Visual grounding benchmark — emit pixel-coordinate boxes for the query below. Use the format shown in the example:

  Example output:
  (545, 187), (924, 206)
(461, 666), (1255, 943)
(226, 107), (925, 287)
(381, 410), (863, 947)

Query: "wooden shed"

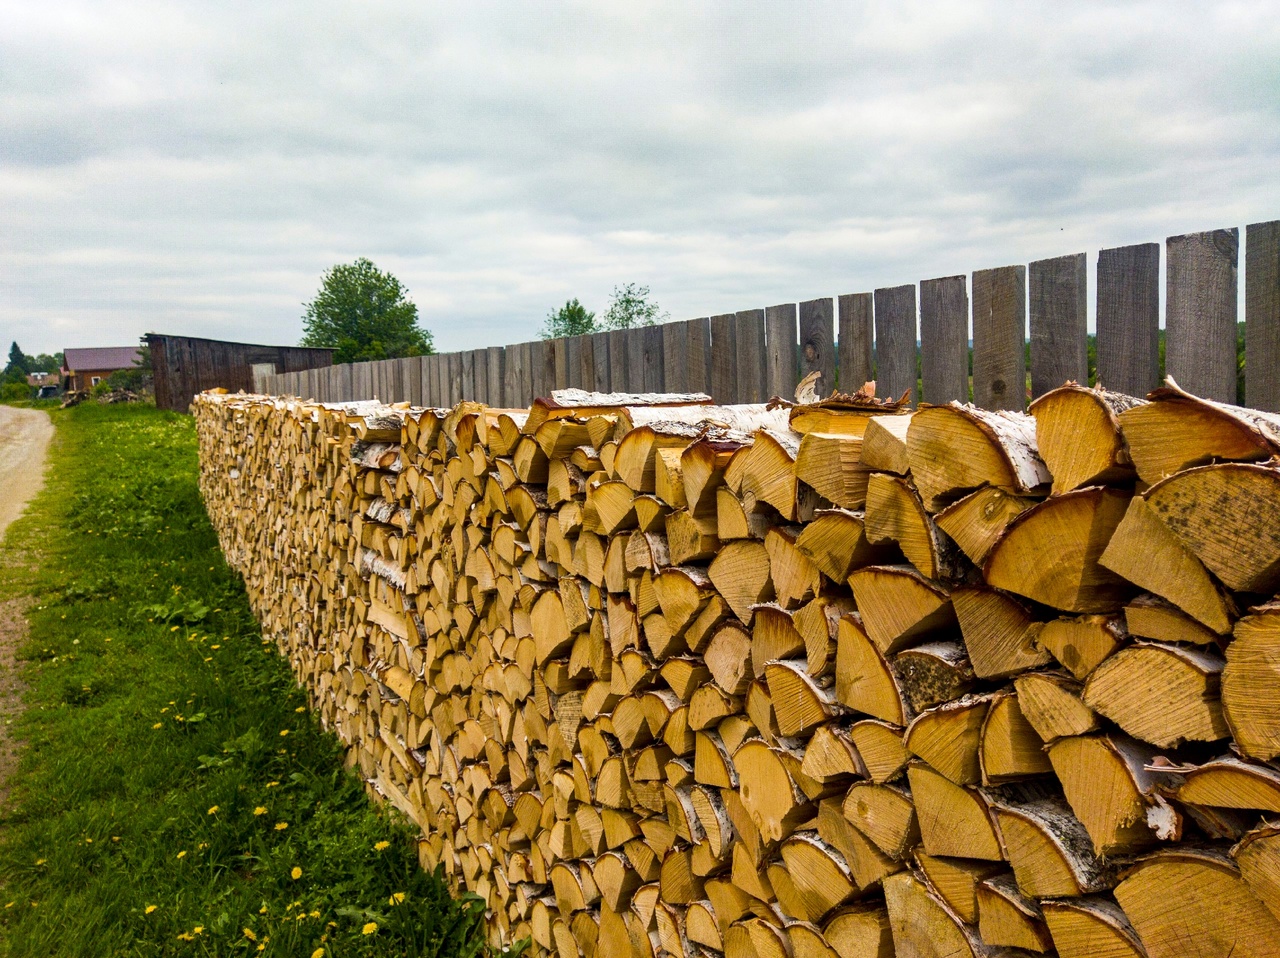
(145, 334), (333, 412)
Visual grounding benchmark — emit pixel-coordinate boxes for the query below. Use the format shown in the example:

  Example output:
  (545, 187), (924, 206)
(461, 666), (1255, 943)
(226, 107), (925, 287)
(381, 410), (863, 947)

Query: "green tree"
(540, 298), (598, 339)
(299, 258), (434, 364)
(601, 283), (669, 330)
(5, 341), (30, 382)
(31, 352), (64, 374)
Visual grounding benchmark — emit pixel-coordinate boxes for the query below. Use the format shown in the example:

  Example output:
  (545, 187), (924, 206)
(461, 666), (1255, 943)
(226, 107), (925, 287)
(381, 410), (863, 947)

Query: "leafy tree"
(299, 258), (434, 364)
(30, 352), (64, 374)
(540, 298), (598, 339)
(106, 344), (153, 392)
(601, 283), (669, 330)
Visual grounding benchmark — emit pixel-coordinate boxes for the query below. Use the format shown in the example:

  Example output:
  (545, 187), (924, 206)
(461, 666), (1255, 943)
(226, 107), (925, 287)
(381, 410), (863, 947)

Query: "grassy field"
(0, 403), (502, 957)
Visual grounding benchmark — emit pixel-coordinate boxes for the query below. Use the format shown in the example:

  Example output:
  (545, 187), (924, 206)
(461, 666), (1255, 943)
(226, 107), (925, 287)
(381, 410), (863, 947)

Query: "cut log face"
(794, 509), (895, 583)
(864, 473), (952, 580)
(993, 798), (1111, 897)
(709, 540), (774, 623)
(907, 762), (1004, 861)
(1035, 613), (1128, 680)
(976, 873), (1053, 953)
(1176, 756), (1280, 813)
(848, 720), (910, 784)
(1082, 641), (1228, 748)
(934, 485), (1038, 567)
(1040, 896), (1148, 958)
(913, 852), (1003, 924)
(951, 586), (1053, 680)
(859, 414), (912, 475)
(835, 614), (912, 726)
(984, 486), (1135, 614)
(1123, 593), (1223, 647)
(1048, 734), (1161, 856)
(1113, 849), (1280, 958)
(1099, 496), (1232, 635)
(905, 403), (1051, 511)
(848, 565), (955, 655)
(1143, 462), (1280, 594)
(795, 432), (872, 509)
(904, 695), (992, 786)
(882, 870), (986, 958)
(979, 690), (1053, 784)
(1029, 384), (1143, 494)
(1233, 825), (1280, 925)
(1223, 602), (1280, 760)
(1117, 383), (1280, 484)
(1013, 671), (1102, 743)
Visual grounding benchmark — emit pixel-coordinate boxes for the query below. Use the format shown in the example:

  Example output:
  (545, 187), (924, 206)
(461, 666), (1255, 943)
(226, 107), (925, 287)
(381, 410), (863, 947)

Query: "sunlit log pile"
(194, 379), (1280, 958)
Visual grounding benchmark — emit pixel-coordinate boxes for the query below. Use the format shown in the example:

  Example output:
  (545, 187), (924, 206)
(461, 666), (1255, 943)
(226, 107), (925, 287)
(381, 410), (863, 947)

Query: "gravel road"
(0, 405), (54, 543)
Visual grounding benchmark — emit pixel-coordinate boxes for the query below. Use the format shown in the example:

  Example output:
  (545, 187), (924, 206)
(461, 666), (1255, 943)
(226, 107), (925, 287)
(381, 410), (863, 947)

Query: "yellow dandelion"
(291, 866), (302, 880)
(254, 806), (267, 815)
(152, 722), (163, 729)
(311, 949), (325, 958)
(112, 837), (120, 842)
(177, 850), (187, 859)
(295, 706), (305, 712)
(259, 905), (268, 914)
(243, 928), (257, 941)
(310, 909), (321, 918)
(279, 730), (289, 737)
(266, 781), (279, 788)
(257, 944), (265, 953)
(170, 626), (179, 632)
(4, 902), (13, 909)
(207, 805), (219, 815)
(176, 932), (193, 942)
(193, 926), (203, 934)
(34, 859), (45, 866)
(389, 892), (405, 905)
(211, 645), (220, 650)
(203, 657), (212, 662)
(362, 921), (378, 935)
(374, 840), (390, 851)
(145, 905), (157, 914)
(274, 821), (288, 831)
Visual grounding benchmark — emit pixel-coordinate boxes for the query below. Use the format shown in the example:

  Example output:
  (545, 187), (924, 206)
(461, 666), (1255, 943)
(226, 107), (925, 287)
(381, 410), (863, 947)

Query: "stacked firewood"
(193, 380), (1280, 958)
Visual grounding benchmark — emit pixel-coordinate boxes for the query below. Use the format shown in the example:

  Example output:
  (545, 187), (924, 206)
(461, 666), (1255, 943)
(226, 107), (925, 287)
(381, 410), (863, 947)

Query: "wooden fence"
(256, 219), (1280, 412)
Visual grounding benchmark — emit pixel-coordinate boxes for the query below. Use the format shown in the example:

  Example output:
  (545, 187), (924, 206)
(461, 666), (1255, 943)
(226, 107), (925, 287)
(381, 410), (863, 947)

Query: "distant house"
(62, 346), (143, 392)
(26, 371), (53, 387)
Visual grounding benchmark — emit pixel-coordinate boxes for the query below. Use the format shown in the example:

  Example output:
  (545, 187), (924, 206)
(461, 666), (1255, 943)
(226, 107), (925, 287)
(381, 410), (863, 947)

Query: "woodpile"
(194, 378), (1280, 958)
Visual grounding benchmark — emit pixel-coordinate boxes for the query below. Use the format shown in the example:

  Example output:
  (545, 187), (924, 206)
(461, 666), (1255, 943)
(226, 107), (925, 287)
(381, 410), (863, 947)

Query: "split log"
(905, 403), (1050, 511)
(1029, 383), (1144, 493)
(1223, 602), (1280, 760)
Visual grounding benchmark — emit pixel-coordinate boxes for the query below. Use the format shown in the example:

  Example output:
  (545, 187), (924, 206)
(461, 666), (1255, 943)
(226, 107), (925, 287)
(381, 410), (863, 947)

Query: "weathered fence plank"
(486, 346), (505, 407)
(1096, 243), (1159, 396)
(1246, 220), (1280, 412)
(553, 337), (570, 390)
(642, 324), (665, 392)
(607, 330), (629, 394)
(734, 309), (767, 403)
(837, 292), (873, 394)
(565, 336), (582, 391)
(972, 265), (1026, 411)
(919, 275), (968, 404)
(460, 351), (475, 404)
(1029, 253), (1087, 399)
(710, 313), (737, 403)
(588, 331), (611, 393)
(765, 304), (797, 400)
(874, 285), (918, 405)
(799, 297), (835, 398)
(1166, 228), (1238, 403)
(663, 320), (688, 393)
(685, 318), (711, 395)
(474, 349), (491, 404)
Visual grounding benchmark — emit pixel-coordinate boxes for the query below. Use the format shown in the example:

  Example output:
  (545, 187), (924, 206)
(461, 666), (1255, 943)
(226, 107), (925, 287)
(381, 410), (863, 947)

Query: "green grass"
(0, 404), (501, 957)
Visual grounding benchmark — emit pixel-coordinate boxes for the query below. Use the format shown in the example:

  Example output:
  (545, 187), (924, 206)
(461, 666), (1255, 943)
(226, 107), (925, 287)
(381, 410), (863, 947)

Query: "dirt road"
(0, 405), (53, 544)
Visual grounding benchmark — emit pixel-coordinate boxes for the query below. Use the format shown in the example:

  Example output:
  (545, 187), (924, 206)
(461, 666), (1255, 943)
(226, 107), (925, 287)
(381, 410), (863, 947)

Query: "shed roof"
(63, 346), (142, 371)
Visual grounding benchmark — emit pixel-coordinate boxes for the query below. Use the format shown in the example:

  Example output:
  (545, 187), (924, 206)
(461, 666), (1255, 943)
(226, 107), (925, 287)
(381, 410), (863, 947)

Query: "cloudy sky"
(2, 1), (1277, 356)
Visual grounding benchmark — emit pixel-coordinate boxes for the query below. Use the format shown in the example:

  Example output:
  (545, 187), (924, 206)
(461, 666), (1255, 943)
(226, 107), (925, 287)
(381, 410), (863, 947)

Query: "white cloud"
(1, 0), (1277, 354)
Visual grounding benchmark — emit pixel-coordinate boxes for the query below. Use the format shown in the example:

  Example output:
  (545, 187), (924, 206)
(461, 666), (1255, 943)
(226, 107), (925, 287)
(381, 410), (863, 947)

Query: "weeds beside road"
(0, 404), (495, 957)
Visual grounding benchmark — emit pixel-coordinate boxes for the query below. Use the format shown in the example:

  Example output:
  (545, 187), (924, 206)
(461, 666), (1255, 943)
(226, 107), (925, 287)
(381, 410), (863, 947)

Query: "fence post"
(1246, 221), (1280, 412)
(1096, 243), (1159, 397)
(684, 318), (711, 396)
(837, 293), (873, 395)
(1166, 229), (1238, 403)
(972, 266), (1027, 411)
(799, 298), (835, 398)
(663, 321), (688, 393)
(709, 314), (737, 404)
(1029, 253), (1087, 399)
(874, 285), (918, 406)
(919, 276), (969, 404)
(765, 304), (797, 401)
(486, 346), (505, 407)
(733, 309), (767, 403)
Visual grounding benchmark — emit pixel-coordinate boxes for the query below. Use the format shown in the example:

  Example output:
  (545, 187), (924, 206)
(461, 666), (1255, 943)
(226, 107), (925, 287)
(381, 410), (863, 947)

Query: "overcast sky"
(2, 1), (1277, 356)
